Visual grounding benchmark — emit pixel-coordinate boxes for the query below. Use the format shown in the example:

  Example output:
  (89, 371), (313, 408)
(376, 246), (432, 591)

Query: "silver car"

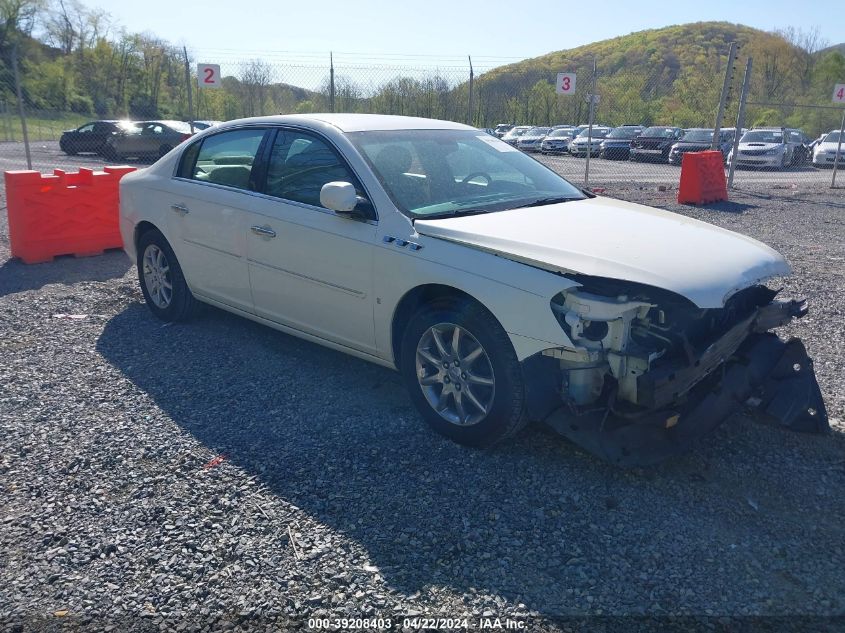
(103, 120), (196, 160)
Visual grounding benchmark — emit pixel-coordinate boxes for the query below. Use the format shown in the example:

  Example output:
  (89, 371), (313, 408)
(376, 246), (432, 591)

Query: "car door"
(167, 127), (270, 312)
(74, 123), (96, 152)
(245, 128), (378, 354)
(138, 123), (164, 156)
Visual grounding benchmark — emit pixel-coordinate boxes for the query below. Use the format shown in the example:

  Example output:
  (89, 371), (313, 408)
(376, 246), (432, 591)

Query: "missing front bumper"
(544, 333), (829, 467)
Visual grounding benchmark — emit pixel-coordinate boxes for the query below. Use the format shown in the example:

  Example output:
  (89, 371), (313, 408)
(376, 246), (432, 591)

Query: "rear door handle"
(171, 203), (189, 215)
(251, 225), (277, 238)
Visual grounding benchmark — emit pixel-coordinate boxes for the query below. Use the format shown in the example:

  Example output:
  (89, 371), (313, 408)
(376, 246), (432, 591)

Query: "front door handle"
(251, 225), (277, 238)
(171, 203), (189, 215)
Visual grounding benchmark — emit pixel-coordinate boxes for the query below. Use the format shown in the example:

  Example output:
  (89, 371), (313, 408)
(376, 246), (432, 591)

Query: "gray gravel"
(1, 166), (844, 631)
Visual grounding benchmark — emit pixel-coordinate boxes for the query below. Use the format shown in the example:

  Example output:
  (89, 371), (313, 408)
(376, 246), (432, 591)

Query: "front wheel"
(137, 229), (200, 322)
(400, 300), (527, 447)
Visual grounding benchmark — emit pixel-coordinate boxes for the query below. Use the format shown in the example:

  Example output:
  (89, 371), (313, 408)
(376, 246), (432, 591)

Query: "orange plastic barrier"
(677, 150), (728, 205)
(5, 166), (136, 264)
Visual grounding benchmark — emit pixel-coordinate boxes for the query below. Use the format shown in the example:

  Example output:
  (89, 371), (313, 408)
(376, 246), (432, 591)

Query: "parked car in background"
(493, 123), (515, 138)
(668, 128), (736, 165)
(501, 125), (532, 146)
(59, 120), (137, 156)
(629, 126), (684, 162)
(598, 125), (644, 160)
(569, 126), (612, 157)
(517, 126), (552, 152)
(728, 128), (804, 169)
(118, 113), (828, 465)
(540, 128), (576, 154)
(103, 120), (195, 160)
(812, 130), (844, 168)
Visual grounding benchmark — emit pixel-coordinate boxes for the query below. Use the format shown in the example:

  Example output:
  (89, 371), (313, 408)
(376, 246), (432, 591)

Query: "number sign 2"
(197, 64), (222, 89)
(556, 72), (576, 95)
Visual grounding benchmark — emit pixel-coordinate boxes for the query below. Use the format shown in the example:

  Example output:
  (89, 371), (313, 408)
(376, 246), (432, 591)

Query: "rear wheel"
(400, 300), (527, 447)
(136, 229), (200, 322)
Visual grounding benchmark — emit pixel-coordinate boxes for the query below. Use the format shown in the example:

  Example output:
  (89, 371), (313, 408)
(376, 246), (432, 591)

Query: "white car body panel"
(415, 197), (790, 309)
(813, 140), (844, 166)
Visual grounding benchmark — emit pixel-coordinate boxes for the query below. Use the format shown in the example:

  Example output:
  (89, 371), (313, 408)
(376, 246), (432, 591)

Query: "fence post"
(12, 43), (32, 169)
(467, 56), (474, 126)
(330, 52), (335, 113)
(832, 108), (845, 189)
(584, 57), (597, 188)
(728, 56), (752, 190)
(713, 42), (737, 150)
(183, 47), (195, 133)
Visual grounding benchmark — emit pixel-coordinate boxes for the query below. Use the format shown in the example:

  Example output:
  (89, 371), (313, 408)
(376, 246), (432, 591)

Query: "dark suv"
(59, 120), (137, 156)
(629, 126), (684, 162)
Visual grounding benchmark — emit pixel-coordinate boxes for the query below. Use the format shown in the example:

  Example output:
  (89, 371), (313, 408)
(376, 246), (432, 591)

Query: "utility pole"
(713, 41), (738, 150)
(183, 47), (194, 133)
(727, 56), (752, 190)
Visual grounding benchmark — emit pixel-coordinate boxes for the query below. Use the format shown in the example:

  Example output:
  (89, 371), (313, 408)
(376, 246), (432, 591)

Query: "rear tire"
(400, 299), (527, 447)
(136, 229), (201, 322)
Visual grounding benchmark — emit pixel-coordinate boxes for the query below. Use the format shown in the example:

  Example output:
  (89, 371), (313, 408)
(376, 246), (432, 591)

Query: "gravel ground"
(1, 173), (844, 631)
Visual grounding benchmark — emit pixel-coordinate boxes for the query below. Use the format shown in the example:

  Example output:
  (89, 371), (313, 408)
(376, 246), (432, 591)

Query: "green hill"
(470, 22), (845, 134)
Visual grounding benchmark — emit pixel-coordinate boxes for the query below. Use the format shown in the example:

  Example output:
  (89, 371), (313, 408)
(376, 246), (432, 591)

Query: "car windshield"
(525, 127), (551, 136)
(824, 131), (842, 143)
(742, 130), (783, 143)
(576, 128), (610, 138)
(548, 129), (573, 138)
(503, 127), (530, 139)
(641, 127), (677, 138)
(681, 129), (714, 142)
(348, 129), (586, 218)
(606, 127), (641, 139)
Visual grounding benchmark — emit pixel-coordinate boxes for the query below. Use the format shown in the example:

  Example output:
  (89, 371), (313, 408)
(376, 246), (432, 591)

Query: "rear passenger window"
(179, 129), (267, 191)
(264, 131), (364, 208)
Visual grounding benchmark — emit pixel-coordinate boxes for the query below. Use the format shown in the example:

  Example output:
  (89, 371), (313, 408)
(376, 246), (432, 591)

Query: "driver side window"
(264, 130), (367, 213)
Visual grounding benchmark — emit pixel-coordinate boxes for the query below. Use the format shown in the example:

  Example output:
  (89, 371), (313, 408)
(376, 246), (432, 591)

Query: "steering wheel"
(461, 171), (492, 185)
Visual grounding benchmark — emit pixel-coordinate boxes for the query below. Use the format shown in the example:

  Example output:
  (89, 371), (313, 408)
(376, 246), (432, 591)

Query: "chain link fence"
(1, 45), (842, 192)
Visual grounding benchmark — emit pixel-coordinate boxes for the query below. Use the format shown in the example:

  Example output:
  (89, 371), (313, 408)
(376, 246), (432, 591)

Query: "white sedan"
(812, 130), (844, 167)
(119, 114), (828, 466)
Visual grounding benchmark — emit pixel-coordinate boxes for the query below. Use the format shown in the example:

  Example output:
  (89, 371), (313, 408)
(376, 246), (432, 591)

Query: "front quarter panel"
(375, 233), (578, 364)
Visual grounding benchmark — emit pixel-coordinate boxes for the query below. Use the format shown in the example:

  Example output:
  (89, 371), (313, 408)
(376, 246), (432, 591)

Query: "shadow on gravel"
(680, 200), (756, 213)
(97, 304), (845, 615)
(0, 250), (131, 298)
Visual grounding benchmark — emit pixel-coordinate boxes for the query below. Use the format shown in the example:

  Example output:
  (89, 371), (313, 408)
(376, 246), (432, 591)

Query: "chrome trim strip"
(246, 257), (366, 298)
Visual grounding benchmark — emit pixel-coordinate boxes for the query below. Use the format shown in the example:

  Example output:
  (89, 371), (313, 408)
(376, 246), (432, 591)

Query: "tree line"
(1, 3), (843, 137)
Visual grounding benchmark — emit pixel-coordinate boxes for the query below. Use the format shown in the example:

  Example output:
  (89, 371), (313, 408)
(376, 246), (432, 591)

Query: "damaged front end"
(528, 280), (829, 467)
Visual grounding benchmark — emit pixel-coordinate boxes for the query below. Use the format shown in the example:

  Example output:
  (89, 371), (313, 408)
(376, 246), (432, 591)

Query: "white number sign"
(556, 72), (576, 95)
(834, 84), (845, 104)
(197, 63), (222, 89)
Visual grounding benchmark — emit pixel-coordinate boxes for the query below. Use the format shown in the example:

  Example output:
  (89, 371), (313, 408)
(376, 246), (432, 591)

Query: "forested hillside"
(0, 1), (842, 137)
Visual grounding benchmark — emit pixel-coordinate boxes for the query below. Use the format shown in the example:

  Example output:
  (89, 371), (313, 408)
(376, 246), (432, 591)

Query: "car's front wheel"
(137, 229), (200, 322)
(400, 300), (527, 447)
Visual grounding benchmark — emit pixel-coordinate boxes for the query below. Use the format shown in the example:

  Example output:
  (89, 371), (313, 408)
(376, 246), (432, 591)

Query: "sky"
(80, 0), (843, 71)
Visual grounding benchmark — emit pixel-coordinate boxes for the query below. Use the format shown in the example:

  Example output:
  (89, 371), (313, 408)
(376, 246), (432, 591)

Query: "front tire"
(400, 300), (527, 447)
(136, 229), (200, 322)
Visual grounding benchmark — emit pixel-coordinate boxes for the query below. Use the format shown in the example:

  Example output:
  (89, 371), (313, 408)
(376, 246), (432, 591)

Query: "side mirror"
(320, 181), (358, 213)
(320, 181), (373, 219)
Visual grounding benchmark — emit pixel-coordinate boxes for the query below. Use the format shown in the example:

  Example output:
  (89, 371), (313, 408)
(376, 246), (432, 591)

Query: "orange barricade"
(677, 150), (728, 205)
(5, 166), (136, 264)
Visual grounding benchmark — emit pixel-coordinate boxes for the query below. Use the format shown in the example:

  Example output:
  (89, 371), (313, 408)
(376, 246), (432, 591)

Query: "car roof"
(215, 113), (474, 133)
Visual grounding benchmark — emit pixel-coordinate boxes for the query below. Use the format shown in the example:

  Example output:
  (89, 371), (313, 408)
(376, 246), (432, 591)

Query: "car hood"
(817, 142), (842, 151)
(674, 141), (711, 149)
(414, 197), (790, 308)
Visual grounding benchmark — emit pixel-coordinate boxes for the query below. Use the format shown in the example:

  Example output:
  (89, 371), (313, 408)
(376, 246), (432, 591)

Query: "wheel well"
(391, 284), (483, 366)
(134, 221), (161, 248)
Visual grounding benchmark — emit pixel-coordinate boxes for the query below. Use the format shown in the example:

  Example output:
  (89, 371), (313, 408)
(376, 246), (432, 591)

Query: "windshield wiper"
(512, 196), (581, 209)
(416, 208), (493, 220)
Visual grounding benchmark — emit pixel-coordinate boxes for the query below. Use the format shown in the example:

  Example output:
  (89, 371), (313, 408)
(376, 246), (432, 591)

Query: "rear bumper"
(540, 299), (829, 466)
